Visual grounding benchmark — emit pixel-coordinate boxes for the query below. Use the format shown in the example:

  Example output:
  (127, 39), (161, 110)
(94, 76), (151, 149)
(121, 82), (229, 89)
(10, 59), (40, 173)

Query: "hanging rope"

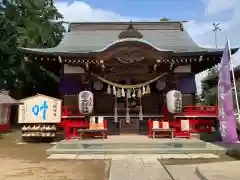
(91, 72), (168, 89)
(139, 97), (143, 120)
(114, 97), (118, 123)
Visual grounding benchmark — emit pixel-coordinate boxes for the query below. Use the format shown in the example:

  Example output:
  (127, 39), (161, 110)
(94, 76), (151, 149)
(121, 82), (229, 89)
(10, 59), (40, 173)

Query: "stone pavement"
(109, 155), (172, 180)
(47, 153), (221, 180)
(195, 161), (240, 180)
(165, 164), (201, 180)
(46, 153), (240, 180)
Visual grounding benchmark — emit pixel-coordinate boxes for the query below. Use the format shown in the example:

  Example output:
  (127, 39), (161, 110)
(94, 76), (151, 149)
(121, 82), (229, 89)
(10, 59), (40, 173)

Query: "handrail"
(182, 105), (218, 115)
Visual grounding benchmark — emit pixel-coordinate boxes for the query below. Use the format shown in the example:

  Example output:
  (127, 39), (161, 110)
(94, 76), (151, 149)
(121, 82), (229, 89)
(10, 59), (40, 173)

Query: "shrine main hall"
(19, 21), (238, 135)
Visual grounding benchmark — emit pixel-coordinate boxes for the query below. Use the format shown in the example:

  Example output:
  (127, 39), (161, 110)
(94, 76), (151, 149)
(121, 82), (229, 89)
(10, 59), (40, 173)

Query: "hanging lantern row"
(106, 85), (151, 98)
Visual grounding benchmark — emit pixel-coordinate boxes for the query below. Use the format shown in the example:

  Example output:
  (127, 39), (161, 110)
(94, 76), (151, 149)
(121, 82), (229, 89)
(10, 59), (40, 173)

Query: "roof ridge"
(69, 21), (187, 24)
(70, 21), (185, 31)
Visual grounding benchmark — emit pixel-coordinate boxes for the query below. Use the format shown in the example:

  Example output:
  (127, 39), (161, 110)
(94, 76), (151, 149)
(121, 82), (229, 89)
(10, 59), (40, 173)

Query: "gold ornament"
(116, 88), (121, 98)
(146, 85), (151, 94)
(137, 88), (142, 98)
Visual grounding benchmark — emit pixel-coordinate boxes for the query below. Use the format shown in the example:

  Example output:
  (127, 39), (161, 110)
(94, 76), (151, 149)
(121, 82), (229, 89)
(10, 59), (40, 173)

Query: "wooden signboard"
(18, 94), (62, 124)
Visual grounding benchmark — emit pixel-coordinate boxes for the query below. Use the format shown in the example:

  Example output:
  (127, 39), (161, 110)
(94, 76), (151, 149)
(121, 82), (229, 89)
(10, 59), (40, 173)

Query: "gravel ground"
(0, 131), (110, 180)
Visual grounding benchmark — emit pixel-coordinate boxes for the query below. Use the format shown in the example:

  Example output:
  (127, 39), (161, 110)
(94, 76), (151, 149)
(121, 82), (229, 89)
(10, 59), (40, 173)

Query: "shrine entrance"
(117, 97), (140, 134)
(119, 118), (139, 134)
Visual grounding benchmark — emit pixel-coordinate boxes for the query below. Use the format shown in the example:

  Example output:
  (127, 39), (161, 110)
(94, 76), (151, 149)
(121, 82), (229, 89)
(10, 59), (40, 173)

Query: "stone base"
(46, 136), (227, 155)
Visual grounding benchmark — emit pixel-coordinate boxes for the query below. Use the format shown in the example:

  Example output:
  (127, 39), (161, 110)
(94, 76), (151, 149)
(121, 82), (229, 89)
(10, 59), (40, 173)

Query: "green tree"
(200, 67), (218, 105)
(0, 0), (65, 98)
(200, 66), (240, 105)
(160, 18), (170, 21)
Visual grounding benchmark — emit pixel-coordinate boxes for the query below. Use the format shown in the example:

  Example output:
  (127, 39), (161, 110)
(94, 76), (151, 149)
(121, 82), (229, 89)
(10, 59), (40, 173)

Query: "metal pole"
(213, 23), (221, 49)
(214, 31), (217, 49)
(228, 37), (240, 127)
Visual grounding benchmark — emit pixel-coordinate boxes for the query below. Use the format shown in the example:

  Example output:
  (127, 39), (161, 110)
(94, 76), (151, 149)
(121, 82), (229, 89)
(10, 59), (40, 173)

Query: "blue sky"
(63, 0), (203, 20)
(55, 0), (240, 91)
(55, 0), (238, 49)
(56, 0), (232, 22)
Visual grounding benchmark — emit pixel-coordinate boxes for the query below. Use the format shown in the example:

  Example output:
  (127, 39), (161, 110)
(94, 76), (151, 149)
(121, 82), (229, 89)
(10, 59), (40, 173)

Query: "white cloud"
(54, 0), (240, 94)
(55, 1), (139, 22)
(202, 0), (237, 15)
(186, 0), (240, 93)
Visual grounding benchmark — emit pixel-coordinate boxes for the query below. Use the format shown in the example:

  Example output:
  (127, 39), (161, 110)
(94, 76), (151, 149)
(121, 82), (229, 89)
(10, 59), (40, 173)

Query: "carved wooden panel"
(110, 63), (148, 75)
(114, 50), (145, 64)
(97, 45), (163, 64)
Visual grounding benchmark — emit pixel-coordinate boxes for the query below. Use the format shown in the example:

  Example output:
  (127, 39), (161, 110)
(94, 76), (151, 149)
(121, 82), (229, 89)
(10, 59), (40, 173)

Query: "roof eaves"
(234, 65), (240, 73)
(0, 95), (22, 105)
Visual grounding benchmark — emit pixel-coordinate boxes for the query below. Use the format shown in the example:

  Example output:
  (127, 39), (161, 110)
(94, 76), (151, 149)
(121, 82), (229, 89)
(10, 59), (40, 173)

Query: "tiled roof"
(0, 90), (22, 104)
(20, 30), (206, 54)
(234, 65), (240, 73)
(19, 21), (238, 56)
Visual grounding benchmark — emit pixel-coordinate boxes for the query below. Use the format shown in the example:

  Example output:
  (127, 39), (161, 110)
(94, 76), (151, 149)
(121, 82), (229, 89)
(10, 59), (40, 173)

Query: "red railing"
(61, 105), (217, 138)
(179, 105), (218, 116)
(147, 105), (218, 137)
(148, 118), (212, 138)
(59, 106), (84, 127)
(60, 105), (108, 139)
(64, 119), (108, 140)
(62, 105), (83, 117)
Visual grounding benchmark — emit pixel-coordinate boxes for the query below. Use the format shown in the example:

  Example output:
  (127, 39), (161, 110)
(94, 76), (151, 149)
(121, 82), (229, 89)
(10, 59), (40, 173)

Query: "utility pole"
(213, 23), (222, 49)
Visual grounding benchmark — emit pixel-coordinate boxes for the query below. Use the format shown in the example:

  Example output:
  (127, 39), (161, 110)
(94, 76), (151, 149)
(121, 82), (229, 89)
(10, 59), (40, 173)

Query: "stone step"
(55, 141), (207, 149)
(46, 147), (226, 155)
(46, 153), (219, 160)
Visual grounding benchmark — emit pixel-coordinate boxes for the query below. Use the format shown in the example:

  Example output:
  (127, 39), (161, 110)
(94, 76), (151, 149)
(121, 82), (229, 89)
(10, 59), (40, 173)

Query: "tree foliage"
(160, 18), (170, 21)
(0, 0), (65, 98)
(200, 67), (218, 105)
(200, 66), (240, 106)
